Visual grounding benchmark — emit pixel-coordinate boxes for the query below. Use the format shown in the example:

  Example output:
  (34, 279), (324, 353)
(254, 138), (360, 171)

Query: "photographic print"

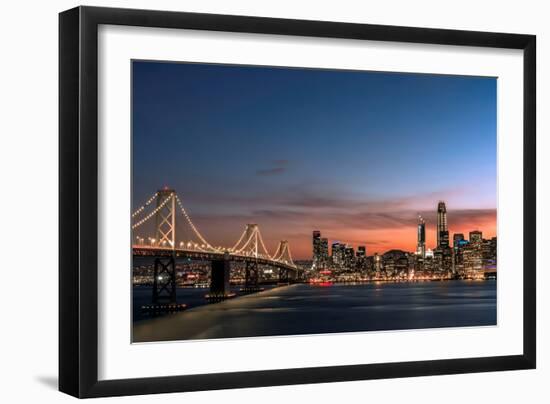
(131, 61), (497, 343)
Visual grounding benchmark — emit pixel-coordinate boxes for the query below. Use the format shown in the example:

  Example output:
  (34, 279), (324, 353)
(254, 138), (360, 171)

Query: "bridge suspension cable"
(272, 243), (283, 261)
(283, 243), (294, 265)
(271, 240), (294, 265)
(231, 224), (273, 259)
(132, 193), (172, 230)
(231, 226), (249, 251)
(132, 188), (297, 268)
(257, 230), (273, 260)
(233, 230), (256, 254)
(174, 194), (219, 252)
(131, 191), (158, 218)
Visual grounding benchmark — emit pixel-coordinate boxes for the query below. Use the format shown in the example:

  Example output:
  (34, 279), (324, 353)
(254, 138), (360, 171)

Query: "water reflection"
(133, 280), (496, 342)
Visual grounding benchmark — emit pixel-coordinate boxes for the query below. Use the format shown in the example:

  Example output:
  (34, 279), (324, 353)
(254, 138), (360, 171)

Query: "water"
(133, 285), (278, 322)
(132, 280), (496, 342)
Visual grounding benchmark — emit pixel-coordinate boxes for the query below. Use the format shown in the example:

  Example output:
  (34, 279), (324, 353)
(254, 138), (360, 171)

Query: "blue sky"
(132, 61), (497, 258)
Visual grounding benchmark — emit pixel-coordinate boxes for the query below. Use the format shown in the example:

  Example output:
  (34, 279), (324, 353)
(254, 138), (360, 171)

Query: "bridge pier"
(278, 267), (290, 284)
(243, 260), (261, 292)
(208, 253), (233, 302)
(152, 256), (176, 304)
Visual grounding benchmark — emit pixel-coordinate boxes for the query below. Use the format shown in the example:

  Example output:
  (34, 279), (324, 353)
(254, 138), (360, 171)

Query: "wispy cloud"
(256, 167), (286, 176)
(255, 159), (289, 176)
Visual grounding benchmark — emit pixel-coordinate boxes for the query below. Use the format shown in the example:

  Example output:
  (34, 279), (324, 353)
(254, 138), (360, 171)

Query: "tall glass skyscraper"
(312, 230), (321, 267)
(417, 215), (426, 258)
(331, 242), (345, 267)
(437, 201), (448, 247)
(320, 238), (329, 266)
(312, 231), (329, 269)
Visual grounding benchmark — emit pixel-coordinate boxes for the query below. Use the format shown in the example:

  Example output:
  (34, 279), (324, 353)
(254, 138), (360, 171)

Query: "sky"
(132, 60), (497, 260)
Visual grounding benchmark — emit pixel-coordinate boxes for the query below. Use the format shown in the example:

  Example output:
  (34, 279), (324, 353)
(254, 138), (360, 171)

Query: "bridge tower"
(243, 224), (260, 291)
(154, 188), (176, 248)
(152, 188), (177, 304)
(275, 240), (293, 283)
(242, 224), (259, 257)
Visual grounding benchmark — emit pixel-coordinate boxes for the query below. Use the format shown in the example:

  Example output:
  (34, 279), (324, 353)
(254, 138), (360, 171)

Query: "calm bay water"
(133, 285), (280, 322)
(132, 280), (496, 342)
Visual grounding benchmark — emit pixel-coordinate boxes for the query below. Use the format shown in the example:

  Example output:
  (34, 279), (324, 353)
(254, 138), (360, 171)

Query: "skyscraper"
(453, 233), (465, 248)
(454, 238), (469, 276)
(482, 237), (497, 270)
(437, 201), (448, 247)
(464, 231), (483, 278)
(440, 230), (450, 248)
(356, 245), (367, 271)
(312, 230), (322, 268)
(320, 238), (329, 267)
(417, 215), (426, 258)
(469, 230), (483, 244)
(453, 233), (465, 269)
(331, 242), (345, 267)
(344, 245), (355, 269)
(374, 253), (382, 275)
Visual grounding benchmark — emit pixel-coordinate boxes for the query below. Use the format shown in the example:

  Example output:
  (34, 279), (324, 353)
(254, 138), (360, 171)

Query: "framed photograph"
(59, 6), (536, 398)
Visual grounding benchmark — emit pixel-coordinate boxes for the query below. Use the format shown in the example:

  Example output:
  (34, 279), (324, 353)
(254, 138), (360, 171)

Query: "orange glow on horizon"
(285, 220), (497, 260)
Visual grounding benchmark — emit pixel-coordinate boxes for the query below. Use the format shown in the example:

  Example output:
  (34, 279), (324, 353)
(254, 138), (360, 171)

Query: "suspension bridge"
(132, 188), (298, 304)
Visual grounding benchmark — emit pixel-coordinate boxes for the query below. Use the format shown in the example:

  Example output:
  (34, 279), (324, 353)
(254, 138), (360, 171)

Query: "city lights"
(132, 190), (495, 287)
(308, 201), (496, 283)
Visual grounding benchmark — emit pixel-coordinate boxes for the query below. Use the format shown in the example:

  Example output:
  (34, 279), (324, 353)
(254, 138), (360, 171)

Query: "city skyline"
(132, 61), (497, 259)
(310, 200), (494, 260)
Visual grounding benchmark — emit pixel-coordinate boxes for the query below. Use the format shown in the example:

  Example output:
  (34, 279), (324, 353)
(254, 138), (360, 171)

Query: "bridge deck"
(132, 246), (297, 272)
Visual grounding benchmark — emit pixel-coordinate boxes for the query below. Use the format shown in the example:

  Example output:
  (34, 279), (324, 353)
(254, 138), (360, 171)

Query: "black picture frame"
(59, 5), (536, 398)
